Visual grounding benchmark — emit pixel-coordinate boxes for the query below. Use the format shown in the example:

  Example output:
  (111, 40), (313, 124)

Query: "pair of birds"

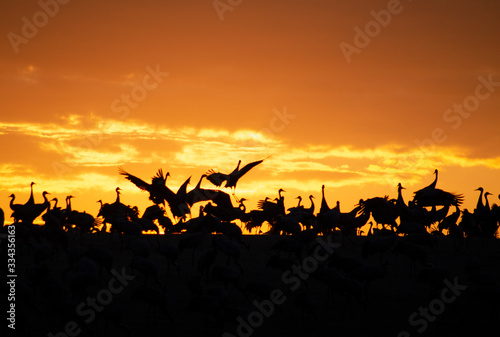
(9, 182), (51, 224)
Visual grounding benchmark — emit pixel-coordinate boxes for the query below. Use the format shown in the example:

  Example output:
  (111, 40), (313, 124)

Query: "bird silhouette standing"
(412, 169), (463, 207)
(25, 182), (36, 207)
(22, 191), (51, 224)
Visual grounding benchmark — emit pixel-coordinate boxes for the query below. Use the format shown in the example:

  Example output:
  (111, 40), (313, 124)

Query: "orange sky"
(1, 0), (500, 225)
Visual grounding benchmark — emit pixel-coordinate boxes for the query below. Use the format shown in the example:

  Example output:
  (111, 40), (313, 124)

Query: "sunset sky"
(1, 0), (500, 227)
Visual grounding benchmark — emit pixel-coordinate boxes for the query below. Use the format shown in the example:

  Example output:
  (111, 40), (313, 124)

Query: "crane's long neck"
(397, 185), (405, 205)
(195, 175), (204, 189)
(28, 182), (35, 204)
(52, 198), (58, 210)
(309, 196), (315, 211)
(9, 195), (15, 208)
(66, 196), (72, 212)
(431, 170), (438, 188)
(442, 204), (450, 214)
(476, 189), (484, 210)
(485, 193), (490, 210)
(320, 185), (329, 212)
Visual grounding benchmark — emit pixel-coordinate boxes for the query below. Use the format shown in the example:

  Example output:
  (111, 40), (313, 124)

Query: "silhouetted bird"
(319, 185), (330, 214)
(120, 167), (191, 221)
(9, 182), (45, 224)
(25, 182), (36, 207)
(64, 196), (98, 238)
(473, 190), (498, 237)
(484, 191), (492, 210)
(412, 169), (463, 207)
(474, 187), (487, 214)
(119, 167), (170, 205)
(22, 191), (51, 224)
(9, 194), (24, 223)
(358, 197), (399, 231)
(205, 158), (266, 199)
(287, 196), (304, 214)
(397, 183), (426, 223)
(257, 189), (285, 213)
(438, 205), (461, 234)
(416, 169), (439, 194)
(337, 202), (363, 234)
(317, 185), (340, 233)
(185, 174), (234, 209)
(289, 195), (316, 230)
(460, 209), (479, 237)
(247, 189), (286, 233)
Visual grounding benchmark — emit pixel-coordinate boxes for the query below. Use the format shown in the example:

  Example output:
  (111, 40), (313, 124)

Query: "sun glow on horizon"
(1, 0), (500, 233)
(1, 116), (500, 228)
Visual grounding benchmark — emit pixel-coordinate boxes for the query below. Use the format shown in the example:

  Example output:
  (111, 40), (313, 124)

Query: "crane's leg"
(232, 189), (240, 203)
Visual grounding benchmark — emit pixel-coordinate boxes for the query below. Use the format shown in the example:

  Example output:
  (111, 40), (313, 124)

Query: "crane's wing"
(118, 167), (150, 191)
(152, 169), (167, 186)
(414, 189), (464, 207)
(257, 198), (277, 210)
(186, 188), (210, 206)
(157, 184), (176, 206)
(176, 176), (191, 198)
(186, 188), (233, 208)
(205, 170), (228, 187)
(236, 159), (265, 178)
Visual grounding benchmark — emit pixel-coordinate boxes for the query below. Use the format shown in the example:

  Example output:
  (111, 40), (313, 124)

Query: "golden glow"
(1, 1), (500, 225)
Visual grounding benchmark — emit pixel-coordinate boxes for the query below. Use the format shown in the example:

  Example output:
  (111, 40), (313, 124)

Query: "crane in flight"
(118, 167), (170, 206)
(118, 167), (190, 221)
(205, 157), (266, 201)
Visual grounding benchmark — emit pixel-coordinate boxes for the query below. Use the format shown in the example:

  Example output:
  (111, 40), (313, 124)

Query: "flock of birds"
(2, 162), (499, 241)
(1, 162), (500, 336)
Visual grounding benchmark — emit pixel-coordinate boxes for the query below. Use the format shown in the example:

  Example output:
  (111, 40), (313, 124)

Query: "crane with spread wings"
(118, 167), (235, 221)
(118, 167), (190, 221)
(205, 158), (267, 201)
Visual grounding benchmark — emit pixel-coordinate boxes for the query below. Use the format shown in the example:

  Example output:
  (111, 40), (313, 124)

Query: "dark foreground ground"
(2, 230), (500, 337)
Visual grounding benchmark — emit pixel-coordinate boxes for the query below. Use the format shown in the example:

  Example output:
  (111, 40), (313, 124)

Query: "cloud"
(3, 116), (500, 182)
(2, 113), (500, 219)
